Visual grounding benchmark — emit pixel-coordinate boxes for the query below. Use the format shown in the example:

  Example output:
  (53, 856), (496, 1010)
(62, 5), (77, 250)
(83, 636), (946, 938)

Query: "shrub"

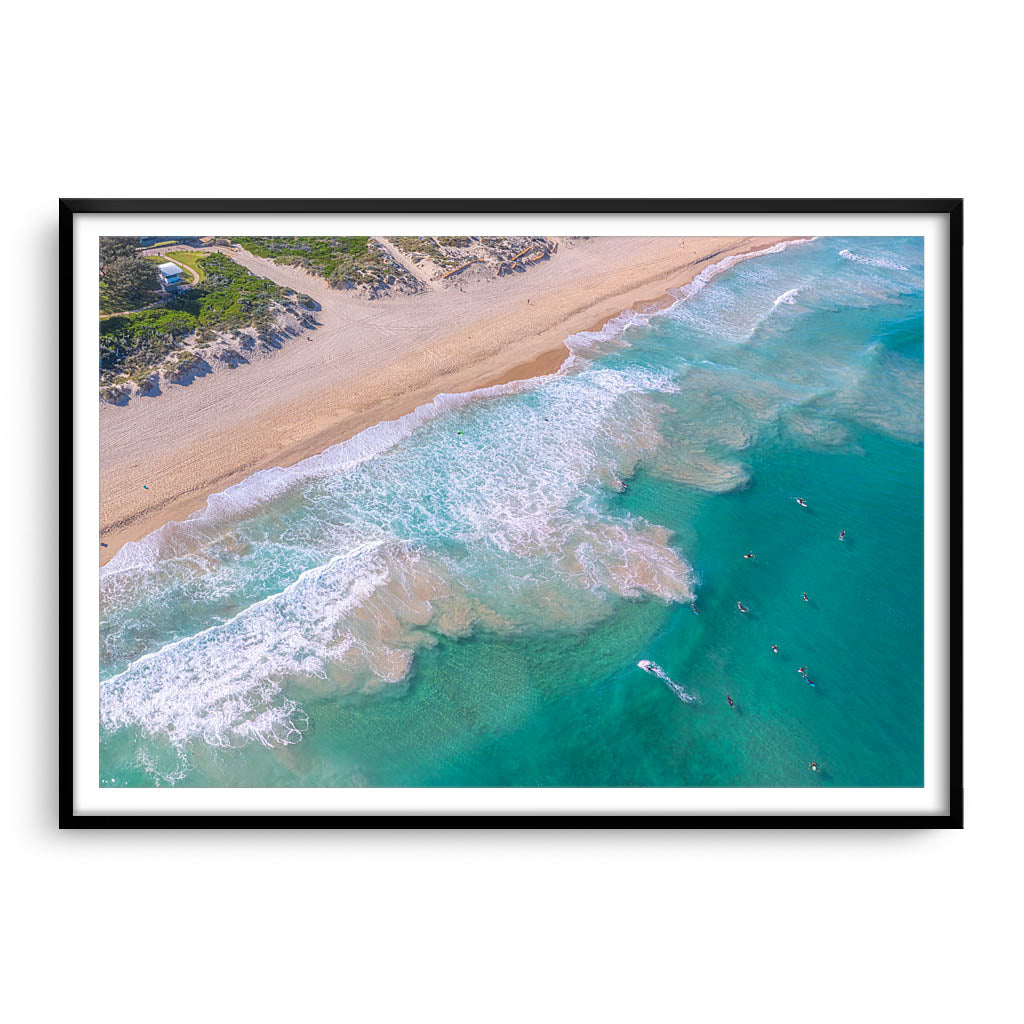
(103, 256), (160, 308)
(98, 251), (287, 390)
(101, 308), (197, 341)
(99, 237), (141, 269)
(231, 236), (371, 280)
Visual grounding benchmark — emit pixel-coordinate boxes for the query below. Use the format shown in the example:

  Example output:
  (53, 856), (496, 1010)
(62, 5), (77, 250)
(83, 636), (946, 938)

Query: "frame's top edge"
(59, 198), (964, 214)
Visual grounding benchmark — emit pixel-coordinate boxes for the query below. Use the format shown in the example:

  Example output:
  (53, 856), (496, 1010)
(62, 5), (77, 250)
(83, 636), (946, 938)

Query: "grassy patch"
(165, 250), (211, 283)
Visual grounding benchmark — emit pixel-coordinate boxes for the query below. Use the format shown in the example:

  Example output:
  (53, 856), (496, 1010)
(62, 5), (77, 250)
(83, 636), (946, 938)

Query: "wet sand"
(99, 236), (805, 564)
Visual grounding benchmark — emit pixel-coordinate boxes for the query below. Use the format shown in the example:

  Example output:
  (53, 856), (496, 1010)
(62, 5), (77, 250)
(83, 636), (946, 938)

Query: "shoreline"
(100, 236), (809, 565)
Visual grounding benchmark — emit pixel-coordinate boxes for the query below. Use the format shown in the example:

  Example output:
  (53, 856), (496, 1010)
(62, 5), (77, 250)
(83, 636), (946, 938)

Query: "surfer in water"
(839, 529), (846, 541)
(798, 666), (807, 675)
(743, 551), (755, 560)
(727, 695), (735, 708)
(737, 601), (749, 614)
(809, 761), (820, 773)
(771, 644), (779, 654)
(795, 497), (808, 507)
(802, 592), (809, 602)
(691, 601), (699, 615)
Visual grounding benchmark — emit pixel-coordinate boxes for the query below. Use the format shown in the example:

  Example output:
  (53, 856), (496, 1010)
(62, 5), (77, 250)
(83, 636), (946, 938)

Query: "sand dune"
(99, 235), (804, 563)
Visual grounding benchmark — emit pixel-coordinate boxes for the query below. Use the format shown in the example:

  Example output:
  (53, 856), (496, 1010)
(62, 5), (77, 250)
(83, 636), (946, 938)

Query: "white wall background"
(1, 2), (1017, 1021)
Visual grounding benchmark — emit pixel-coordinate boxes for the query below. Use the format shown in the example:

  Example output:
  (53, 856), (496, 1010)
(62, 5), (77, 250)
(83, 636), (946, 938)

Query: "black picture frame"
(62, 198), (963, 828)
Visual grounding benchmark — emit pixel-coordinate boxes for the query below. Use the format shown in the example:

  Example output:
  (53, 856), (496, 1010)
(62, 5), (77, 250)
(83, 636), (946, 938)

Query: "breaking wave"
(839, 248), (909, 271)
(100, 358), (699, 758)
(99, 234), (923, 775)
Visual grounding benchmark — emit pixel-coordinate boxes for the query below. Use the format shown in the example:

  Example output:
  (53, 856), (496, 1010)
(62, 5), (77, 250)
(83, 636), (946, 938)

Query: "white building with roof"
(158, 261), (186, 291)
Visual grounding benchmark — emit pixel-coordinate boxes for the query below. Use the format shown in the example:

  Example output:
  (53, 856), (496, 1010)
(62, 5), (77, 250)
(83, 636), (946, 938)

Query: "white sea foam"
(641, 661), (699, 703)
(102, 374), (567, 580)
(564, 308), (656, 354)
(105, 238), (812, 582)
(103, 234), (874, 766)
(563, 238), (815, 355)
(102, 513), (697, 753)
(672, 239), (812, 304)
(839, 248), (909, 272)
(772, 287), (801, 308)
(134, 747), (191, 786)
(101, 357), (701, 755)
(101, 540), (420, 751)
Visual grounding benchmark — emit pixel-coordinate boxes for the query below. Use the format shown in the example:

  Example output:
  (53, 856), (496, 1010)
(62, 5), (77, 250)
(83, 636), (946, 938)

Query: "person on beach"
(737, 601), (749, 613)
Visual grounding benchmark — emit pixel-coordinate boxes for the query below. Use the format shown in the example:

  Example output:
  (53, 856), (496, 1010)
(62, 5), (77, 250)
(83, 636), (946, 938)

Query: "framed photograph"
(63, 198), (962, 826)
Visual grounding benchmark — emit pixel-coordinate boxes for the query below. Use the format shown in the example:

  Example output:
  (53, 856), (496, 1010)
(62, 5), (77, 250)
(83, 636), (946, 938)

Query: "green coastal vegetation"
(99, 236), (160, 314)
(100, 253), (288, 390)
(391, 235), (554, 277)
(390, 236), (466, 269)
(229, 234), (556, 291)
(233, 236), (369, 277)
(231, 236), (418, 292)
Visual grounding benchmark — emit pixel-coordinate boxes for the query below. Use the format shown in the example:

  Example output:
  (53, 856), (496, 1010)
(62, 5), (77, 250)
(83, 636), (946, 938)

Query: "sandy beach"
(99, 235), (805, 564)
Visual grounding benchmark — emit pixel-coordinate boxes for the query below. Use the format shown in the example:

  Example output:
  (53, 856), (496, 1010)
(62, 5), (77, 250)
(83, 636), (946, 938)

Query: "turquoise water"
(99, 237), (924, 788)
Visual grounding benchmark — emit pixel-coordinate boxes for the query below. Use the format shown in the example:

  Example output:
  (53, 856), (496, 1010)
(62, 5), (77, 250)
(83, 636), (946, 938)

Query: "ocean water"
(99, 237), (924, 788)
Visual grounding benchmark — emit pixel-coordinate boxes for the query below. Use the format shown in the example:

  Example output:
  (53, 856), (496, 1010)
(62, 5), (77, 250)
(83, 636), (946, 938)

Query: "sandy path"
(371, 237), (437, 290)
(166, 256), (200, 285)
(99, 236), (804, 563)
